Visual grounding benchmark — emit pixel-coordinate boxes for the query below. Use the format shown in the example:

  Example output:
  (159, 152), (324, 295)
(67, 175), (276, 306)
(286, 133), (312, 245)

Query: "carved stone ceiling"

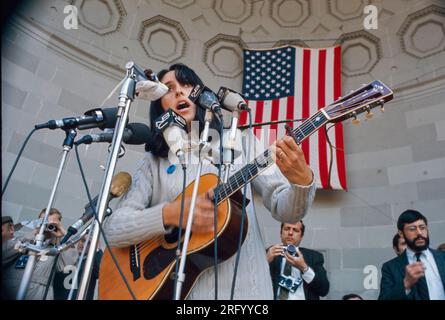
(12, 0), (445, 91)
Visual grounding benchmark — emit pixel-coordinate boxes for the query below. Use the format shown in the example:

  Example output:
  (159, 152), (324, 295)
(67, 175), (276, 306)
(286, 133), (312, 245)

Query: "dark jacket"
(269, 247), (330, 300)
(378, 248), (445, 300)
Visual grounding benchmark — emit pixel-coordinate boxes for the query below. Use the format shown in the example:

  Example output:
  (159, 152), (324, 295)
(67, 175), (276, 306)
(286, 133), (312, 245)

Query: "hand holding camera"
(43, 219), (66, 239)
(283, 245), (309, 273)
(266, 243), (286, 263)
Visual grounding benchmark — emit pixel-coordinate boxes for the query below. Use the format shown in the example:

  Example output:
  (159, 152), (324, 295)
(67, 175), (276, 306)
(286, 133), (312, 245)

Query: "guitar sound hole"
(164, 227), (179, 244)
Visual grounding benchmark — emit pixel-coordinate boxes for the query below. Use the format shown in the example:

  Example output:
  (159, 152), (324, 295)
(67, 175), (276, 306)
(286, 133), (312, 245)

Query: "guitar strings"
(136, 235), (164, 252)
(216, 111), (326, 200)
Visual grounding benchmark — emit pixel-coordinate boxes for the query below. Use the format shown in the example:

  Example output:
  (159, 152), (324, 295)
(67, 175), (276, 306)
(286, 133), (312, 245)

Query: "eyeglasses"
(405, 224), (427, 233)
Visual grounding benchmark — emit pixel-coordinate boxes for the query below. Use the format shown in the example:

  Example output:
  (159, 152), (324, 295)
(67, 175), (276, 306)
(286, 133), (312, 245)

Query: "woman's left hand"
(271, 136), (313, 186)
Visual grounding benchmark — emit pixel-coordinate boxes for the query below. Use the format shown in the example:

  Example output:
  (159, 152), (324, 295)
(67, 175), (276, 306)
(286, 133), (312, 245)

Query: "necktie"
(278, 260), (292, 300)
(415, 252), (430, 300)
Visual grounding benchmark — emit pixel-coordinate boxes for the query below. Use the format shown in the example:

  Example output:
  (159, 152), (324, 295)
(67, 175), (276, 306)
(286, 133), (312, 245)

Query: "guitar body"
(98, 173), (249, 300)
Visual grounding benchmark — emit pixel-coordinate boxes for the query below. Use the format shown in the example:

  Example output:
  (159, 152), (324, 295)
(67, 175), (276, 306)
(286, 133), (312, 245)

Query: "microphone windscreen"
(163, 124), (187, 156)
(198, 90), (218, 109)
(100, 107), (119, 129)
(126, 123), (153, 145)
(110, 172), (132, 197)
(222, 91), (242, 111)
(135, 80), (168, 101)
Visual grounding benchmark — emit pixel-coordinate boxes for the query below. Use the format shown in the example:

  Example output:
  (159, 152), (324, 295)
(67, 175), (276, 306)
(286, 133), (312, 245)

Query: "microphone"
(35, 107), (118, 130)
(217, 87), (250, 111)
(60, 172), (132, 244)
(129, 63), (168, 101)
(188, 84), (223, 118)
(135, 79), (168, 101)
(154, 109), (188, 167)
(216, 88), (249, 181)
(75, 123), (152, 145)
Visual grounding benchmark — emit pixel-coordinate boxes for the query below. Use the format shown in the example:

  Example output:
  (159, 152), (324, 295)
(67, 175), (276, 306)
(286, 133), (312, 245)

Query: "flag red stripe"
(334, 46), (347, 190)
(302, 49), (311, 165)
(239, 101), (248, 126)
(317, 49), (329, 189)
(286, 96), (294, 129)
(254, 100), (264, 139)
(270, 99), (280, 145)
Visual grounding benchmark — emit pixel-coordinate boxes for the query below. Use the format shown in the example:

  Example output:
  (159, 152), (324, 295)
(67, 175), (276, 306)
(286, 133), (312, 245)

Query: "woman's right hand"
(162, 192), (215, 234)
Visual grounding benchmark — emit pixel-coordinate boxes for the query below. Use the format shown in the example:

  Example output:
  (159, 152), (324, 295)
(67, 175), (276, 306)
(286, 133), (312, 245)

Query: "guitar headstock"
(323, 80), (394, 123)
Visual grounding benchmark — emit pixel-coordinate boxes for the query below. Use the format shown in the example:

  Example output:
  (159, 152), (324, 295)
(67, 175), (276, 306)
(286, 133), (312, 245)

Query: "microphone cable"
(230, 109), (253, 299)
(2, 127), (39, 196)
(74, 144), (137, 300)
(212, 115), (224, 300)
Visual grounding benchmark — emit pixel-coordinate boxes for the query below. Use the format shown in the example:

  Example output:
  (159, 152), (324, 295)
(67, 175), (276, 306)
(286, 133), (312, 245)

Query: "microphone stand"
(174, 109), (213, 300)
(76, 61), (138, 300)
(16, 129), (77, 300)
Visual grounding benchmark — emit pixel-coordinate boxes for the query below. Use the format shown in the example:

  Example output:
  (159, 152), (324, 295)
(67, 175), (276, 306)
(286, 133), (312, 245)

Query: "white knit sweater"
(103, 130), (316, 299)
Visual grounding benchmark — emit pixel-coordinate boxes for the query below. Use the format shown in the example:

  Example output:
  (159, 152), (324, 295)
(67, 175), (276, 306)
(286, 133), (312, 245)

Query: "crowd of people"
(1, 209), (101, 300)
(2, 207), (443, 300)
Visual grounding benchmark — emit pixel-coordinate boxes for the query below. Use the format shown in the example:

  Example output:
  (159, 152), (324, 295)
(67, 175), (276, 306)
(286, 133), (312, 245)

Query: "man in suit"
(379, 210), (445, 300)
(266, 220), (329, 300)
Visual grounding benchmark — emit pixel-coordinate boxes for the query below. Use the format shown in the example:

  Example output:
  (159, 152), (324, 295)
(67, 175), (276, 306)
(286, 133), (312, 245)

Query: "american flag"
(239, 45), (347, 190)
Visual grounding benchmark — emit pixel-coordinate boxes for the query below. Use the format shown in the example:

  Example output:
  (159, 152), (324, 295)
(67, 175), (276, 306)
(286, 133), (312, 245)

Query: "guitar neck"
(215, 109), (329, 204)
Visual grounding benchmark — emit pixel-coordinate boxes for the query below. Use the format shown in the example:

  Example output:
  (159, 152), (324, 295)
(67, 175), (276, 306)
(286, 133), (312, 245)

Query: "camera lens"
(46, 224), (57, 232)
(285, 244), (297, 256)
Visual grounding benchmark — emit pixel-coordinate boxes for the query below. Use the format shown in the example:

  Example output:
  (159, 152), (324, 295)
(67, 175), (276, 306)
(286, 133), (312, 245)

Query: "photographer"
(2, 208), (78, 300)
(266, 221), (329, 300)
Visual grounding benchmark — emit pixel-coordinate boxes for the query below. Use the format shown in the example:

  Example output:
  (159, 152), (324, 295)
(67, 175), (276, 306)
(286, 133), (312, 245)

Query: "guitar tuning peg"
(365, 106), (374, 119)
(365, 111), (374, 119)
(351, 112), (360, 125)
(378, 100), (385, 113)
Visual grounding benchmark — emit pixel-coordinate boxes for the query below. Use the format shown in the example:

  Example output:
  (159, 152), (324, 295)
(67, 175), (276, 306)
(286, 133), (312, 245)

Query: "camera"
(283, 244), (298, 256)
(46, 223), (58, 233)
(278, 274), (302, 293)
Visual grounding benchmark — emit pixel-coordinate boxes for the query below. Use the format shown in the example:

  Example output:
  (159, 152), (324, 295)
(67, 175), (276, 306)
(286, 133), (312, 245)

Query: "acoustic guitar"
(98, 80), (394, 300)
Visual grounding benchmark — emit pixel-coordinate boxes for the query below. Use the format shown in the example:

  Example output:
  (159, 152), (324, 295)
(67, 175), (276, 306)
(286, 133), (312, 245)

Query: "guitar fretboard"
(214, 109), (329, 203)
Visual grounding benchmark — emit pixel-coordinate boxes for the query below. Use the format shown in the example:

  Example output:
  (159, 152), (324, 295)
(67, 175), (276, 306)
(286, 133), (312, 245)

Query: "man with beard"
(378, 210), (445, 300)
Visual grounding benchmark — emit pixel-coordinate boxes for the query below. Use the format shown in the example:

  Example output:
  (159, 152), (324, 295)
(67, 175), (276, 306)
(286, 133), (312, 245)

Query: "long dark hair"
(145, 63), (221, 157)
(397, 209), (428, 231)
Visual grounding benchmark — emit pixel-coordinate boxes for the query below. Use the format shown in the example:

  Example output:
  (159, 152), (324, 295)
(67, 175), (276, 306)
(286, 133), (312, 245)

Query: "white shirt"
(277, 254), (316, 300)
(405, 248), (445, 300)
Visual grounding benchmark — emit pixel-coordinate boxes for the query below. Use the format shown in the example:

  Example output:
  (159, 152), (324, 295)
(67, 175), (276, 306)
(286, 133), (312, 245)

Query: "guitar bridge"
(130, 244), (141, 281)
